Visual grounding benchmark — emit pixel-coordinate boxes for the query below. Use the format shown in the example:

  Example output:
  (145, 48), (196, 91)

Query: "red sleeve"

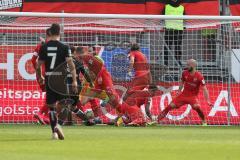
(129, 51), (135, 59)
(198, 72), (206, 86)
(181, 71), (186, 82)
(34, 43), (42, 54)
(31, 55), (38, 70)
(31, 44), (42, 70)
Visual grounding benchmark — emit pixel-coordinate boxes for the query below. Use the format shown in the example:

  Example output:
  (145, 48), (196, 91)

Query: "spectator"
(163, 0), (185, 66)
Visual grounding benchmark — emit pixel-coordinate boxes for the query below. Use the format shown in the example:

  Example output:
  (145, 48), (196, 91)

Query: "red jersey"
(94, 67), (113, 91)
(129, 51), (149, 76)
(31, 43), (45, 74)
(80, 54), (104, 77)
(181, 70), (205, 96)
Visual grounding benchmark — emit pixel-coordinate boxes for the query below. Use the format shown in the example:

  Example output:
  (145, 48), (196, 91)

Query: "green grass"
(0, 125), (240, 160)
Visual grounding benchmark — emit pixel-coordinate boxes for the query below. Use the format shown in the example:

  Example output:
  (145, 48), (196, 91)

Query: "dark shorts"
(46, 81), (66, 105)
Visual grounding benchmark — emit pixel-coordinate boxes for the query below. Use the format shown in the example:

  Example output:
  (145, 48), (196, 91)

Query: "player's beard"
(188, 67), (193, 72)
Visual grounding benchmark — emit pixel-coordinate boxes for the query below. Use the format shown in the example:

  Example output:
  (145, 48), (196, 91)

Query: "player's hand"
(38, 76), (45, 85)
(72, 80), (78, 93)
(39, 37), (45, 43)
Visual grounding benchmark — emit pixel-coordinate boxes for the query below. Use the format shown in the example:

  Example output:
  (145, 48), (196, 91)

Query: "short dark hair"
(46, 28), (51, 37)
(70, 46), (76, 54)
(50, 23), (60, 36)
(130, 43), (140, 51)
(76, 47), (84, 54)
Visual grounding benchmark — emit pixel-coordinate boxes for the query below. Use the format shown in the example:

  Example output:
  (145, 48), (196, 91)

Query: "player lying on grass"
(31, 28), (51, 125)
(79, 46), (104, 124)
(124, 85), (161, 121)
(75, 46), (147, 126)
(158, 59), (213, 125)
(75, 46), (121, 111)
(37, 23), (78, 140)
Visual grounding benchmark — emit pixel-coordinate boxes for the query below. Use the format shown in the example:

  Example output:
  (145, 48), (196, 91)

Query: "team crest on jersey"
(0, 0), (22, 10)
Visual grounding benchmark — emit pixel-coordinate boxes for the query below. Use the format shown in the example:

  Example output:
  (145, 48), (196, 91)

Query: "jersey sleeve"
(34, 43), (42, 55)
(38, 45), (47, 61)
(199, 73), (206, 86)
(181, 71), (186, 82)
(64, 45), (72, 58)
(129, 51), (135, 59)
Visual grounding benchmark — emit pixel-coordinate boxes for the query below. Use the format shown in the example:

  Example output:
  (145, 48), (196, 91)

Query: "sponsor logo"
(0, 0), (22, 10)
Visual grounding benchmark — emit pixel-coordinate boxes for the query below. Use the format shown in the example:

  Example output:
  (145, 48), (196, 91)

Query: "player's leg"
(89, 99), (102, 124)
(118, 102), (146, 127)
(124, 72), (151, 101)
(57, 103), (69, 126)
(33, 103), (49, 125)
(46, 84), (65, 140)
(158, 94), (185, 122)
(33, 83), (50, 125)
(190, 98), (206, 125)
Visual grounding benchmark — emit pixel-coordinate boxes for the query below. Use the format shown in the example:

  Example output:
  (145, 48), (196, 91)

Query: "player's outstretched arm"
(66, 57), (78, 93)
(203, 85), (212, 106)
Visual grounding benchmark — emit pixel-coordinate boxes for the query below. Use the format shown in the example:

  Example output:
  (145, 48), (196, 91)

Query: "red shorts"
(125, 91), (149, 107)
(172, 94), (200, 108)
(126, 72), (151, 97)
(132, 72), (151, 90)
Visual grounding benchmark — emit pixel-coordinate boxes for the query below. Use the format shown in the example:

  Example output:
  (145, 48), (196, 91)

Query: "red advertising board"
(0, 0), (219, 15)
(0, 45), (239, 124)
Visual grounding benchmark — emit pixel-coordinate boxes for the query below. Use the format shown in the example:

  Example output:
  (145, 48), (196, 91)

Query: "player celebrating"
(157, 59), (212, 125)
(123, 43), (152, 101)
(36, 23), (78, 140)
(32, 28), (51, 125)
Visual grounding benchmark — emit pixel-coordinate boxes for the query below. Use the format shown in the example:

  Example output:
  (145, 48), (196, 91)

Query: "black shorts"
(46, 81), (66, 105)
(45, 75), (67, 105)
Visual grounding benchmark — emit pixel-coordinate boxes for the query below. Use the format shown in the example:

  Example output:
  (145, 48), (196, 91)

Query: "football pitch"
(0, 125), (239, 160)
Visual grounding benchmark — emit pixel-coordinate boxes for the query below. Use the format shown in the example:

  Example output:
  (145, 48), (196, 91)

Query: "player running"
(157, 59), (212, 125)
(36, 23), (78, 140)
(32, 28), (51, 125)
